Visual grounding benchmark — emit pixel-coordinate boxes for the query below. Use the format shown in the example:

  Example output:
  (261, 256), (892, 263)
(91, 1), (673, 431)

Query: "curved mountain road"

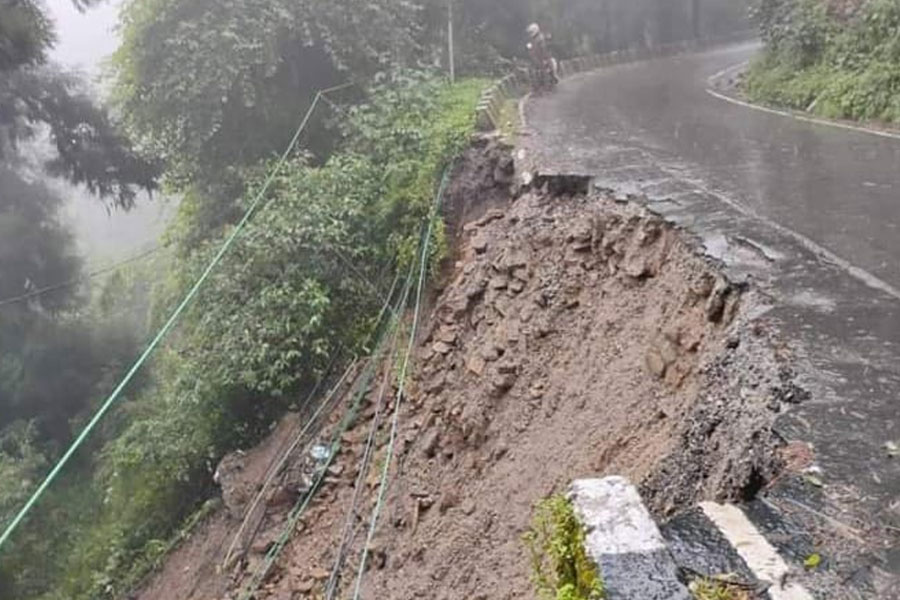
(526, 41), (900, 594)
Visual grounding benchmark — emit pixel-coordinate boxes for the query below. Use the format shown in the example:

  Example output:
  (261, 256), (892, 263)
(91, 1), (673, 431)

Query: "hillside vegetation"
(746, 0), (900, 123)
(0, 1), (748, 598)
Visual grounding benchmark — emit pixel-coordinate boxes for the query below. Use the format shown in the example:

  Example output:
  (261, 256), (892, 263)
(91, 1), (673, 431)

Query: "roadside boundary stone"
(569, 477), (691, 600)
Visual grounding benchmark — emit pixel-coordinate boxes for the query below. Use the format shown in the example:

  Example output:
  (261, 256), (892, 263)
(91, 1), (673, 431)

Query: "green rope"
(351, 168), (451, 600)
(0, 82), (354, 551)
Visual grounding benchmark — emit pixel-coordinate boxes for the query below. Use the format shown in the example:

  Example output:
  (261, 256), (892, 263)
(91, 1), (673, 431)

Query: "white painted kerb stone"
(569, 477), (691, 599)
(569, 477), (667, 555)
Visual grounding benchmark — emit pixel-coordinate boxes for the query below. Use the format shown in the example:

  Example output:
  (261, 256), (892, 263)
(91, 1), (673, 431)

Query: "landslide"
(135, 139), (796, 600)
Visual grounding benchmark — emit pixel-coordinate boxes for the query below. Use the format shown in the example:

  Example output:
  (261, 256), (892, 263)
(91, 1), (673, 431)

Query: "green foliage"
(0, 258), (160, 598)
(343, 72), (484, 266)
(0, 0), (54, 71)
(689, 577), (750, 600)
(523, 495), (605, 600)
(752, 0), (834, 68)
(804, 552), (822, 569)
(3, 74), (482, 600)
(112, 0), (747, 191)
(113, 0), (424, 189)
(2, 9), (159, 207)
(0, 5), (159, 545)
(0, 168), (146, 443)
(0, 425), (47, 528)
(748, 0), (900, 124)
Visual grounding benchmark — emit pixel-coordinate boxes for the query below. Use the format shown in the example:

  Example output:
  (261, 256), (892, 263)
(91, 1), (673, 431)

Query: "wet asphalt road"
(527, 42), (900, 591)
(531, 42), (900, 291)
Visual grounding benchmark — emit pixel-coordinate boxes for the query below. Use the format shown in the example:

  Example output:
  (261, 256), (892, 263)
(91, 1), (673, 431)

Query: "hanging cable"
(0, 245), (166, 308)
(351, 167), (451, 600)
(236, 261), (415, 600)
(0, 81), (355, 551)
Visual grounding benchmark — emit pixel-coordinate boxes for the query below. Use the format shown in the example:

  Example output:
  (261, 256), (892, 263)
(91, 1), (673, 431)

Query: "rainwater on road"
(526, 41), (900, 581)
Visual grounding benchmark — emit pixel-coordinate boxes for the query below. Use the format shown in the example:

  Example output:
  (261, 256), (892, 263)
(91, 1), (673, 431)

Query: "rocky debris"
(490, 371), (517, 395)
(706, 279), (732, 323)
(471, 234), (489, 254)
(351, 185), (783, 599)
(466, 354), (486, 376)
(432, 340), (453, 355)
(646, 348), (668, 379)
(477, 209), (505, 227)
(641, 328), (789, 514)
(213, 414), (309, 521)
(567, 220), (594, 251)
(436, 327), (458, 345)
(424, 373), (447, 395)
(368, 544), (388, 570)
(421, 429), (440, 458)
(141, 145), (792, 600)
(692, 273), (716, 300)
(439, 489), (460, 513)
(214, 451), (250, 519)
(460, 499), (477, 515)
(489, 274), (509, 290)
(492, 154), (515, 186)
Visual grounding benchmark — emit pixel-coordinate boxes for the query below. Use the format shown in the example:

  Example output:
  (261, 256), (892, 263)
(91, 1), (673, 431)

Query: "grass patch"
(746, 0), (900, 125)
(689, 576), (752, 600)
(497, 98), (522, 141)
(523, 494), (605, 600)
(744, 56), (900, 124)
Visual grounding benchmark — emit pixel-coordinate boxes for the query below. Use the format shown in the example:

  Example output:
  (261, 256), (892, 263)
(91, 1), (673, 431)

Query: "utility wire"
(0, 81), (355, 551)
(0, 83), (361, 311)
(220, 355), (354, 570)
(236, 276), (411, 600)
(351, 167), (450, 600)
(0, 245), (166, 308)
(222, 271), (399, 569)
(324, 305), (403, 600)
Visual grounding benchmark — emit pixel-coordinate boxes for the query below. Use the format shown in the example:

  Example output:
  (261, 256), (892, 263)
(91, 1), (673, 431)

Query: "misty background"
(46, 0), (173, 262)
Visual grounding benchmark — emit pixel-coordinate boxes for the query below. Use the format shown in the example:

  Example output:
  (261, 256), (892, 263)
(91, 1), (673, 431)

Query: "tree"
(113, 0), (424, 194)
(0, 0), (159, 446)
(0, 0), (53, 72)
(0, 2), (160, 594)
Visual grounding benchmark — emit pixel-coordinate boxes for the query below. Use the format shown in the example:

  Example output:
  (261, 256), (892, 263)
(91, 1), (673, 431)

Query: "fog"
(45, 0), (119, 76)
(45, 0), (174, 262)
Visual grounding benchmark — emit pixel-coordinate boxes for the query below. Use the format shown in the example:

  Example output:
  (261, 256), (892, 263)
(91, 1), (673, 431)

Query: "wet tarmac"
(525, 42), (900, 595)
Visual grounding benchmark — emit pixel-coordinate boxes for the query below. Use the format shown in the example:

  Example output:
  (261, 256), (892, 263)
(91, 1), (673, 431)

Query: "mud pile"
(136, 142), (800, 600)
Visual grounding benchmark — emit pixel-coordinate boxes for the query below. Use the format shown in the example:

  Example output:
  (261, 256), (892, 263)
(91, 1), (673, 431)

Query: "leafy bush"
(747, 0), (900, 123)
(0, 73), (482, 600)
(753, 0), (834, 67)
(523, 495), (605, 600)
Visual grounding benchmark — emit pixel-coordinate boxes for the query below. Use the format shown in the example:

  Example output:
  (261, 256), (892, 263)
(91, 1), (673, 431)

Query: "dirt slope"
(135, 141), (797, 600)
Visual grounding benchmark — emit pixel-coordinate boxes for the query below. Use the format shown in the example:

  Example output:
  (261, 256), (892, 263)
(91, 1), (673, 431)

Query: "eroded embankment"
(135, 141), (799, 600)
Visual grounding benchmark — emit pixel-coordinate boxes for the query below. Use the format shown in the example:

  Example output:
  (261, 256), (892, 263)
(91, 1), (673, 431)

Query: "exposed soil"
(134, 140), (797, 600)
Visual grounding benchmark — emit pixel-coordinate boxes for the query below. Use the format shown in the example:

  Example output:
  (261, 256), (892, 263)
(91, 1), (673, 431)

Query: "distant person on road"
(526, 23), (559, 87)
